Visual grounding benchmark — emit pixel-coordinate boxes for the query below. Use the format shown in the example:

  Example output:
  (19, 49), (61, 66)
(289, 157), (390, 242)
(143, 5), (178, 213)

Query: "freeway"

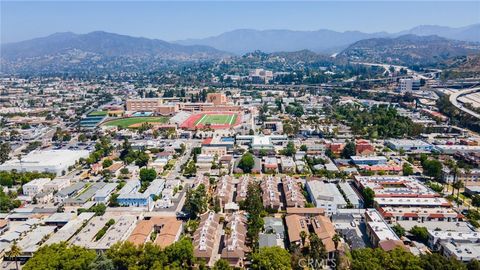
(449, 87), (480, 119)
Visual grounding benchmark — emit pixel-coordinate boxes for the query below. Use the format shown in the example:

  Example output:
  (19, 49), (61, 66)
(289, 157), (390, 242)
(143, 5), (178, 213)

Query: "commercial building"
(236, 135), (288, 153)
(43, 212), (95, 246)
(338, 182), (362, 208)
(350, 156), (387, 166)
(93, 183), (118, 204)
(206, 93), (228, 106)
(398, 78), (421, 92)
(442, 168), (480, 187)
(375, 197), (451, 208)
(306, 180), (347, 215)
(364, 209), (404, 250)
(55, 182), (86, 203)
(23, 178), (51, 196)
(354, 176), (439, 198)
(385, 139), (433, 152)
(435, 145), (480, 155)
(428, 231), (480, 262)
(65, 182), (107, 206)
(0, 150), (90, 175)
(18, 226), (56, 256)
(379, 207), (464, 224)
(43, 177), (71, 193)
(95, 215), (137, 250)
(126, 98), (162, 112)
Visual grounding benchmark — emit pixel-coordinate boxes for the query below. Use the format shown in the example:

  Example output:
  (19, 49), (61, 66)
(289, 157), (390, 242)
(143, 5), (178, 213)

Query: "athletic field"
(181, 112), (241, 130)
(103, 117), (169, 128)
(194, 114), (237, 126)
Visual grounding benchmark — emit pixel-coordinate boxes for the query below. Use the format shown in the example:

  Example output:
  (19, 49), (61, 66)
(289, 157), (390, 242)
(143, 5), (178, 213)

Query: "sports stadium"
(180, 111), (242, 130)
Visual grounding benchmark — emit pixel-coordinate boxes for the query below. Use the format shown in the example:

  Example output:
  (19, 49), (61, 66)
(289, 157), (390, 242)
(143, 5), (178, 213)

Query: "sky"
(1, 1), (480, 43)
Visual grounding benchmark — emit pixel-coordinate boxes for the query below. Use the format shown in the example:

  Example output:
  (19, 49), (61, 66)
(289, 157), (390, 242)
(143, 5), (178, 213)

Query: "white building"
(306, 180), (347, 215)
(0, 150), (90, 175)
(398, 78), (420, 92)
(23, 178), (51, 196)
(43, 177), (71, 193)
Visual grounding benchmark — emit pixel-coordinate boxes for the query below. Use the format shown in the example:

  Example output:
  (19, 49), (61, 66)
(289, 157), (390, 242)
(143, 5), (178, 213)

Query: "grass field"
(194, 114), (237, 126)
(103, 117), (169, 128)
(88, 111), (108, 116)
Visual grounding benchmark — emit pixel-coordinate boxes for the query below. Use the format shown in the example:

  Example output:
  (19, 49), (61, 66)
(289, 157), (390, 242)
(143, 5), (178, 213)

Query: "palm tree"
(6, 241), (22, 270)
(451, 166), (459, 196)
(300, 230), (307, 247)
(332, 234), (341, 252)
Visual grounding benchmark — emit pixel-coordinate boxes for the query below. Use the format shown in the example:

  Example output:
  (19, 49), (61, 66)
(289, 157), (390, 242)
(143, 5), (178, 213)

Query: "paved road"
(449, 87), (480, 119)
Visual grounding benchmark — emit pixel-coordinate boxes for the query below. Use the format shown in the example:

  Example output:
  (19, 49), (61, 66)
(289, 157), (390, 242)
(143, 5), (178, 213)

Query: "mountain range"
(177, 24), (480, 54)
(338, 35), (480, 66)
(1, 24), (479, 74)
(1, 31), (228, 60)
(0, 31), (229, 74)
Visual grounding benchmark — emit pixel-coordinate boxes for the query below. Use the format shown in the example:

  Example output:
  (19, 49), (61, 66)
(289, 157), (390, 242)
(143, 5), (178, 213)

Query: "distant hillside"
(176, 29), (390, 55)
(337, 35), (480, 66)
(176, 24), (480, 55)
(0, 31), (229, 74)
(399, 24), (480, 43)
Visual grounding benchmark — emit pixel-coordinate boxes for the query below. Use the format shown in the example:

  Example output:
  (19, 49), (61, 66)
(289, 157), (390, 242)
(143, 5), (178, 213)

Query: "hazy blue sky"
(2, 1), (479, 43)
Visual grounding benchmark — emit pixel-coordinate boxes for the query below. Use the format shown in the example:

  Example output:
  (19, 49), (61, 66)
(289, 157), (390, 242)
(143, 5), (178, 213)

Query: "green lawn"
(195, 114), (237, 126)
(103, 117), (169, 128)
(88, 111), (108, 116)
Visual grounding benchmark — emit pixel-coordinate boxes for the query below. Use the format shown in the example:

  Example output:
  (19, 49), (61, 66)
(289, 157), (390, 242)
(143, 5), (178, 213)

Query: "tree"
(78, 134), (87, 143)
(282, 141), (296, 156)
(238, 152), (255, 173)
(240, 181), (265, 250)
(0, 142), (11, 164)
(402, 163), (414, 176)
(213, 259), (233, 270)
(135, 152), (150, 167)
(409, 226), (429, 243)
(23, 243), (96, 270)
(300, 145), (308, 152)
(332, 234), (341, 251)
(472, 195), (480, 207)
(325, 148), (335, 160)
(300, 231), (307, 247)
(6, 241), (21, 270)
(421, 158), (442, 180)
(342, 141), (356, 159)
(89, 253), (114, 270)
(251, 246), (292, 270)
(362, 187), (375, 208)
(183, 160), (197, 177)
(392, 224), (406, 238)
(467, 259), (480, 270)
(184, 184), (207, 219)
(102, 158), (113, 168)
(420, 253), (466, 270)
(308, 233), (327, 261)
(351, 247), (422, 270)
(139, 168), (157, 182)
